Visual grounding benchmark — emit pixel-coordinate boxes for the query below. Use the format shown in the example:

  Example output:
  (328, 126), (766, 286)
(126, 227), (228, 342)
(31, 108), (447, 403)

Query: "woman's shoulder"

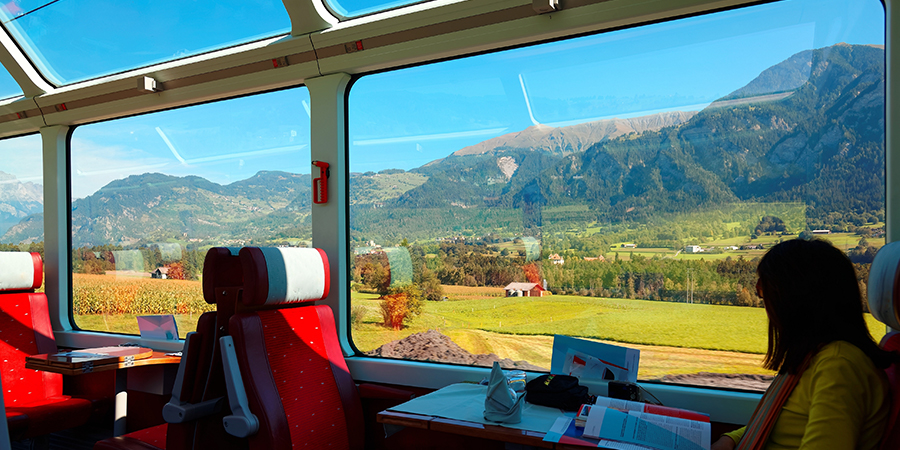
(810, 341), (884, 376)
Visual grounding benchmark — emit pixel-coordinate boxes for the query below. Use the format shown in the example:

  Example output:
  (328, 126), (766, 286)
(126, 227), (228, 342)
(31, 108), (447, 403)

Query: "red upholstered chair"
(878, 332), (900, 450)
(220, 247), (411, 450)
(95, 247), (248, 450)
(865, 241), (900, 450)
(0, 252), (108, 441)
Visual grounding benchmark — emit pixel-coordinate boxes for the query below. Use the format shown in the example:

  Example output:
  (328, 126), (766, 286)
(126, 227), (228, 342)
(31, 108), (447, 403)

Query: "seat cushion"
(94, 424), (168, 450)
(6, 395), (93, 440)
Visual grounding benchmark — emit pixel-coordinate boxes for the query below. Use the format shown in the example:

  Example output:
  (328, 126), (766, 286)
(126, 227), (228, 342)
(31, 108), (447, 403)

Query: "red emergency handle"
(313, 161), (330, 204)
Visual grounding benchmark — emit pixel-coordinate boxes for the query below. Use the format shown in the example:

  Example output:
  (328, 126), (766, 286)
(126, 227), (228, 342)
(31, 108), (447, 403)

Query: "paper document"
(583, 406), (710, 450)
(552, 335), (640, 383)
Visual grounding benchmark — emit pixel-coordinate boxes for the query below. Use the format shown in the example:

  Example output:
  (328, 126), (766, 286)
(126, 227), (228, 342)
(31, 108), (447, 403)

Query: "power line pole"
(687, 268), (694, 304)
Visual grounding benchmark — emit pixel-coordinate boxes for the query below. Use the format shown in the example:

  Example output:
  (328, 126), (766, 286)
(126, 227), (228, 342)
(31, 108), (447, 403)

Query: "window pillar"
(41, 125), (71, 332)
(307, 73), (352, 354)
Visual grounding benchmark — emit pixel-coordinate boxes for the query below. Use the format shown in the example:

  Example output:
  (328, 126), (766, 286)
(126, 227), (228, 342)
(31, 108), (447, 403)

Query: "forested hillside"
(376, 43), (884, 232)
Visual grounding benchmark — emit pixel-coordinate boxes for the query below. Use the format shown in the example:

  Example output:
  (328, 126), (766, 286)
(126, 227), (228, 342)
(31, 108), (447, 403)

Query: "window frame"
(56, 83), (312, 349)
(0, 2), (294, 87)
(337, 0), (890, 423)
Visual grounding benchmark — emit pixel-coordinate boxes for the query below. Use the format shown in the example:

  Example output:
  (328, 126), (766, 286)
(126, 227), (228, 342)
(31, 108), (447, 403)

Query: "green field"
(351, 291), (889, 379)
(607, 231), (884, 261)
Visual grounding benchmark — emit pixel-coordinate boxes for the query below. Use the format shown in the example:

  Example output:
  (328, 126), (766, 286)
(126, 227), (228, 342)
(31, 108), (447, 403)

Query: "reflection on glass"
(348, 0), (886, 390)
(70, 88), (312, 336)
(326, 0), (427, 18)
(0, 134), (42, 254)
(0, 0), (291, 85)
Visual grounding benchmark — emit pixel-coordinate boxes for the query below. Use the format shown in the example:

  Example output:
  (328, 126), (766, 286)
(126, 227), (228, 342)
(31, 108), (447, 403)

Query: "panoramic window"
(347, 0), (886, 391)
(0, 0), (291, 85)
(325, 0), (428, 18)
(0, 134), (43, 257)
(70, 88), (311, 336)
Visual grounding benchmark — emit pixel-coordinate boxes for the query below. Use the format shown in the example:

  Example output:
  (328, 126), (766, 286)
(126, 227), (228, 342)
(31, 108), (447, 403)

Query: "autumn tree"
(163, 261), (186, 280)
(379, 284), (425, 330)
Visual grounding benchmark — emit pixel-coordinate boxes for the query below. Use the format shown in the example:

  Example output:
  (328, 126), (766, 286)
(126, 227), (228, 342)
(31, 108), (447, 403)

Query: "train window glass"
(325, 0), (429, 18)
(0, 0), (290, 85)
(70, 87), (311, 337)
(0, 134), (43, 258)
(347, 0), (885, 390)
(0, 67), (22, 101)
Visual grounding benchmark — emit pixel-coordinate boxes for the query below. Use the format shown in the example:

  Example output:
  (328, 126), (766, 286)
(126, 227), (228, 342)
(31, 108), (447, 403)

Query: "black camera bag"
(524, 374), (594, 411)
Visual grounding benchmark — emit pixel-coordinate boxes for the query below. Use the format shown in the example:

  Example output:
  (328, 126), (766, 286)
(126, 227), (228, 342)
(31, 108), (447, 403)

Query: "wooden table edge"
(26, 350), (180, 375)
(429, 417), (555, 448)
(376, 410), (433, 429)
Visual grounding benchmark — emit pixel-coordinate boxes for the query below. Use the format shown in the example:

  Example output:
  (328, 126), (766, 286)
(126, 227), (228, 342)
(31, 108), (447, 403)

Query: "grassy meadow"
(351, 288), (890, 379)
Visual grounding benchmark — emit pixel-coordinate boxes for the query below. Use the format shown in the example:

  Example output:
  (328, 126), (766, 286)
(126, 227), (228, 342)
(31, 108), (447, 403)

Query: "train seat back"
(0, 252), (100, 440)
(879, 332), (900, 450)
(220, 246), (364, 450)
(865, 241), (900, 450)
(95, 247), (248, 450)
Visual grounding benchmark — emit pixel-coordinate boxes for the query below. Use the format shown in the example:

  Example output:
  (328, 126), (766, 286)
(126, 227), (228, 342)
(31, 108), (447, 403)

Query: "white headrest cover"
(0, 252), (40, 291)
(260, 247), (328, 305)
(867, 241), (900, 330)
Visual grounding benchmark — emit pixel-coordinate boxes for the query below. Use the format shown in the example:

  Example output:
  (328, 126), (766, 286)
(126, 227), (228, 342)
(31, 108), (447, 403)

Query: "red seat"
(0, 251), (109, 441)
(95, 247), (247, 450)
(865, 241), (900, 450)
(220, 247), (365, 450)
(879, 332), (900, 450)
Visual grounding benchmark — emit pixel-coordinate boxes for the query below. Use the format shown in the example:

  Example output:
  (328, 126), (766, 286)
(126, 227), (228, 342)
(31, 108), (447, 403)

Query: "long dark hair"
(757, 239), (895, 374)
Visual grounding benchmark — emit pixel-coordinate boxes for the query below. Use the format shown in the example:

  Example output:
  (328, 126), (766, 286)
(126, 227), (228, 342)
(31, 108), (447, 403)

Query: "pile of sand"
(366, 329), (546, 371)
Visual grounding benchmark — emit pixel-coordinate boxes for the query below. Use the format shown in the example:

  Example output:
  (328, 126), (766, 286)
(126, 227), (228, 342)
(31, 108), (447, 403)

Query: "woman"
(711, 239), (895, 450)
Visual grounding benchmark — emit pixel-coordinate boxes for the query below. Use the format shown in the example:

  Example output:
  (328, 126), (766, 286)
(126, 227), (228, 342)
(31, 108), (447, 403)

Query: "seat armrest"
(161, 332), (225, 423)
(163, 397), (224, 424)
(219, 335), (259, 438)
(357, 383), (415, 401)
(168, 332), (197, 404)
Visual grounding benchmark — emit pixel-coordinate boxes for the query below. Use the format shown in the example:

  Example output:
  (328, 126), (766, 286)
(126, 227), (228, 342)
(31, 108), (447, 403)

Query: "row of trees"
(71, 244), (206, 280)
(353, 236), (879, 327)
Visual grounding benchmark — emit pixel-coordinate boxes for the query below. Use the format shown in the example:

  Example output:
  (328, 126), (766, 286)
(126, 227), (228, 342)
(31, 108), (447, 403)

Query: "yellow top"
(724, 341), (889, 450)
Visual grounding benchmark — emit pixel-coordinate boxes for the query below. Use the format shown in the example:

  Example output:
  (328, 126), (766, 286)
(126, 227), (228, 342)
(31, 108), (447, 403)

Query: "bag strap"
(736, 356), (811, 450)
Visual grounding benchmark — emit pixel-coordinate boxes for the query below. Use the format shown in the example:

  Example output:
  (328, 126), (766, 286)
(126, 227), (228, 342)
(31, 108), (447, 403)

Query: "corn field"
(73, 273), (213, 316)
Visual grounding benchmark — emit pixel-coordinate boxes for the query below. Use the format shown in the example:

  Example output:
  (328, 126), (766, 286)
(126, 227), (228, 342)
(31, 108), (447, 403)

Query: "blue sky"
(0, 0), (887, 199)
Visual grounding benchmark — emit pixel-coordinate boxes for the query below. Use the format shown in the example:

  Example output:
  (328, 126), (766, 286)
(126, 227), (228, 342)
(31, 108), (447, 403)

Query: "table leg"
(114, 368), (128, 436)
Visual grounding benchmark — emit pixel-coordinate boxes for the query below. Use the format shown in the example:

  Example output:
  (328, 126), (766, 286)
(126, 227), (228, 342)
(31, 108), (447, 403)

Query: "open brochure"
(582, 405), (710, 450)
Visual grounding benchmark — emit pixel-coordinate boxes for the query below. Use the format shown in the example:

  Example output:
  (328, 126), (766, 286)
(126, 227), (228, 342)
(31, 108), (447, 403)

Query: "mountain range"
(393, 43), (884, 226)
(0, 171), (42, 241)
(0, 43), (885, 246)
